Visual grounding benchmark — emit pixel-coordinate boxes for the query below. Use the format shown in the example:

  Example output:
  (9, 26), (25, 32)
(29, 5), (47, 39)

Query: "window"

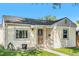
(22, 44), (27, 49)
(23, 30), (25, 38)
(25, 30), (28, 38)
(16, 30), (28, 39)
(63, 30), (68, 38)
(19, 30), (22, 38)
(16, 30), (18, 38)
(38, 29), (43, 36)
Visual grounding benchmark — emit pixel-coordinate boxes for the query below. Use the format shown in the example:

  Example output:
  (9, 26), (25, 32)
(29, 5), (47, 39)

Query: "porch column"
(43, 28), (47, 48)
(34, 28), (38, 47)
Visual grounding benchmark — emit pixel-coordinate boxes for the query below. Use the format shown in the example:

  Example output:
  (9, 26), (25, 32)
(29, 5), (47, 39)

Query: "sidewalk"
(41, 48), (69, 56)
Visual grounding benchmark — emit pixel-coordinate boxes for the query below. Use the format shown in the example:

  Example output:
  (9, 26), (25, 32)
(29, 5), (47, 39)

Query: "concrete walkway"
(41, 48), (69, 56)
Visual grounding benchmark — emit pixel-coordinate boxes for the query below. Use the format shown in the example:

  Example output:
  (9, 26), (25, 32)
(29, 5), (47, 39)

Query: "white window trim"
(14, 28), (29, 40)
(63, 29), (69, 39)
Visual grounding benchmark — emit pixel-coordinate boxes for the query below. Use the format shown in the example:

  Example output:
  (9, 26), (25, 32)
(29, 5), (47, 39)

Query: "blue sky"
(0, 3), (79, 24)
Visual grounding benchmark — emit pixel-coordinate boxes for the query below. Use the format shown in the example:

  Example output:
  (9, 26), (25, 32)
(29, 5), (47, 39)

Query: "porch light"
(48, 34), (51, 36)
(32, 28), (34, 30)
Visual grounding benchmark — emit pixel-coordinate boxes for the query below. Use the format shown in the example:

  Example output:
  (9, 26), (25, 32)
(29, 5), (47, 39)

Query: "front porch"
(31, 25), (54, 49)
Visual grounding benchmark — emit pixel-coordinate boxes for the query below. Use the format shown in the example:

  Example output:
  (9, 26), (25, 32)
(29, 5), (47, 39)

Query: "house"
(0, 15), (77, 50)
(76, 24), (79, 47)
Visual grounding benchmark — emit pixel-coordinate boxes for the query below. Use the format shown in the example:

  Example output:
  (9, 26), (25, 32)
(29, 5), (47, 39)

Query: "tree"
(52, 3), (61, 9)
(76, 20), (79, 24)
(41, 15), (57, 21)
(31, 3), (79, 9)
(76, 20), (79, 26)
(52, 3), (79, 9)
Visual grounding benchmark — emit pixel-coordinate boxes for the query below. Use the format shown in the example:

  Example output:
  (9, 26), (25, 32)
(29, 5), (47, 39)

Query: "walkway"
(41, 48), (69, 56)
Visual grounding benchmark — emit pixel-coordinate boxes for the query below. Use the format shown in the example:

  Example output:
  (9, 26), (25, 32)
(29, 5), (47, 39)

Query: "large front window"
(16, 30), (28, 39)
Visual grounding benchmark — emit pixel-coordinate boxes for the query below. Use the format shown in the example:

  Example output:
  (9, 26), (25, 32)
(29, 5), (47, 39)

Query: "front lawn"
(0, 46), (58, 56)
(54, 47), (79, 56)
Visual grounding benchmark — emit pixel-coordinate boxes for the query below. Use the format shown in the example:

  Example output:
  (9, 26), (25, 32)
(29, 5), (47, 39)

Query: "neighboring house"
(0, 15), (77, 50)
(76, 31), (79, 47)
(76, 24), (79, 47)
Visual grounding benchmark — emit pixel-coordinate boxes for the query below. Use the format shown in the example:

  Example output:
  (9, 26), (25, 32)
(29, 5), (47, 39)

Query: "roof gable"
(52, 17), (77, 27)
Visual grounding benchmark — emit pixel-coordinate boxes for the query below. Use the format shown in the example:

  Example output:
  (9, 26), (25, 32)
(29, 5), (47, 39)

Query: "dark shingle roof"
(5, 17), (68, 25)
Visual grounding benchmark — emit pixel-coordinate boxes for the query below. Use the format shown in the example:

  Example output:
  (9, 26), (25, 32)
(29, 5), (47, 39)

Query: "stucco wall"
(45, 28), (54, 48)
(53, 26), (76, 48)
(6, 24), (37, 49)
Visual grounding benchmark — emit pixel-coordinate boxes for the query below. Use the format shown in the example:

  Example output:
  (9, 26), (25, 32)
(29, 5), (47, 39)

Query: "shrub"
(7, 42), (15, 51)
(0, 45), (4, 50)
(26, 49), (41, 56)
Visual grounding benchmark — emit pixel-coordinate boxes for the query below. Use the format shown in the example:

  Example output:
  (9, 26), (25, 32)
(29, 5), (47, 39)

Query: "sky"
(0, 3), (79, 24)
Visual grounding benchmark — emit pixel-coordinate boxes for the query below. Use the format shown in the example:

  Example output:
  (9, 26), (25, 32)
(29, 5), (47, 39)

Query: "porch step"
(37, 45), (44, 48)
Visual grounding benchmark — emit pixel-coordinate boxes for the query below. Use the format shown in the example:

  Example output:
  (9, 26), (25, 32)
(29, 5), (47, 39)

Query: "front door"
(38, 29), (43, 44)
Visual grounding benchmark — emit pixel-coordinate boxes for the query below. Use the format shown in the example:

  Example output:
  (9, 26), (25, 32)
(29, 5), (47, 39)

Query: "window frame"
(63, 29), (68, 39)
(15, 29), (28, 39)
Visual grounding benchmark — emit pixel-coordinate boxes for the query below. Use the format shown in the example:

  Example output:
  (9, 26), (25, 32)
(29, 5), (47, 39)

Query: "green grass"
(53, 47), (79, 56)
(0, 46), (58, 56)
(36, 50), (58, 56)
